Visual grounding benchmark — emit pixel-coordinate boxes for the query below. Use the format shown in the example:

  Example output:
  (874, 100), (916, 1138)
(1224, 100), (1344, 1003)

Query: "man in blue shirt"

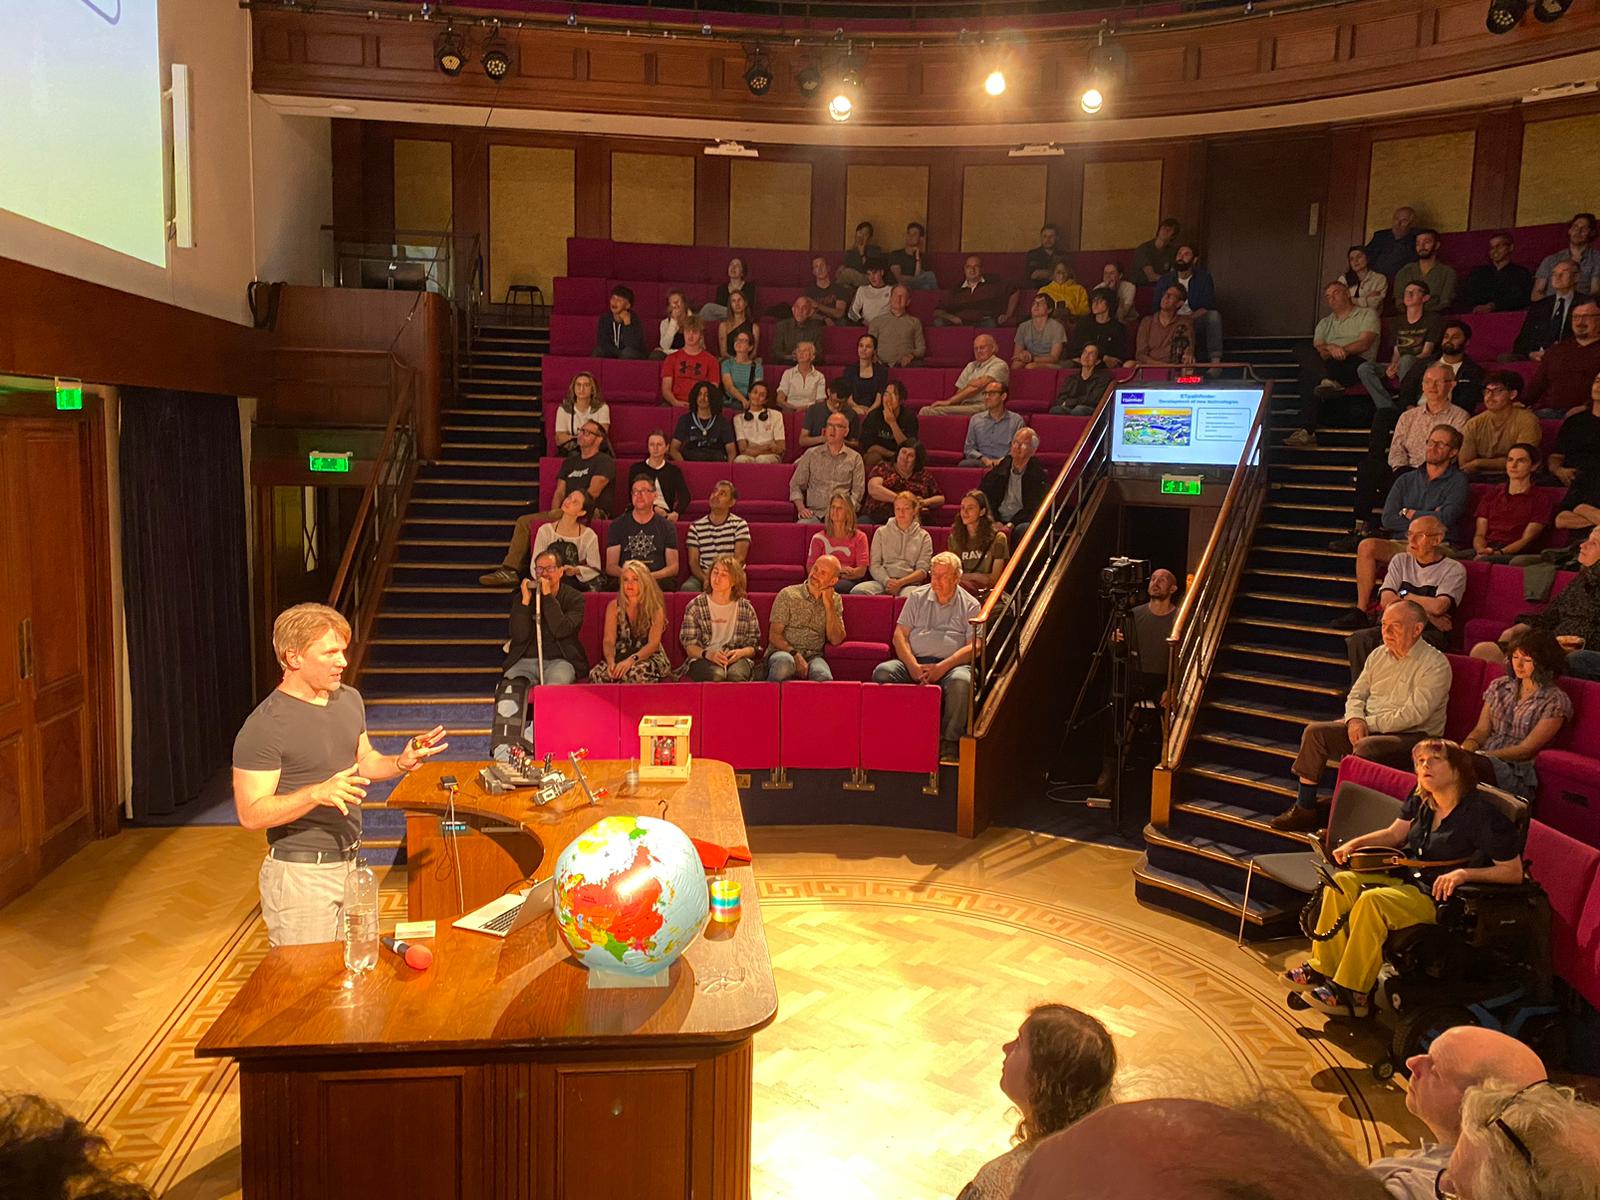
(1154, 244), (1223, 364)
(961, 381), (1027, 467)
(871, 552), (979, 760)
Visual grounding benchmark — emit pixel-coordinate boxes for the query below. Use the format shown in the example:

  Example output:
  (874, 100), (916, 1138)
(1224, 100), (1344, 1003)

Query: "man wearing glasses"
(1458, 372), (1541, 479)
(503, 549), (588, 686)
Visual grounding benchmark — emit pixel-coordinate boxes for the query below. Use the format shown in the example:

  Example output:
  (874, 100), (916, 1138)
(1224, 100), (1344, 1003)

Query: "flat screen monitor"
(1108, 381), (1265, 469)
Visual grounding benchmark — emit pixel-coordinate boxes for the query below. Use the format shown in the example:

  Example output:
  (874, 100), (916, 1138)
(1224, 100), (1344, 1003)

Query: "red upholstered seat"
(1522, 821), (1600, 1009)
(830, 594), (898, 681)
(529, 683), (623, 758)
(1030, 413), (1089, 455)
(778, 680), (862, 769)
(1333, 755), (1413, 799)
(1459, 311), (1523, 364)
(924, 327), (978, 367)
(744, 523), (809, 590)
(553, 276), (609, 315)
(602, 359), (662, 402)
(895, 367), (955, 403)
(860, 683), (941, 774)
(919, 414), (970, 465)
(1445, 653), (1489, 740)
(699, 682), (781, 769)
(1535, 679), (1600, 845)
(731, 461), (797, 519)
(567, 239), (613, 277)
(549, 314), (593, 355)
(1571, 848), (1600, 1009)
(1007, 369), (1058, 412)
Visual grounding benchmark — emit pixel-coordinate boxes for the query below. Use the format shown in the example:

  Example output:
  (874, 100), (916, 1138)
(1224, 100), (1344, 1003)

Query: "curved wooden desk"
(197, 759), (776, 1200)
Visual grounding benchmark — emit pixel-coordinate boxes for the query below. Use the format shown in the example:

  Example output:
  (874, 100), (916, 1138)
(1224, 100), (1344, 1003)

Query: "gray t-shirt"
(1131, 602), (1176, 678)
(232, 684), (367, 851)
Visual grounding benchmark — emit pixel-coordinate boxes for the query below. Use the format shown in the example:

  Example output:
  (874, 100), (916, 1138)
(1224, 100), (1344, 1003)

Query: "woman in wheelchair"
(1282, 739), (1523, 1018)
(1459, 628), (1570, 799)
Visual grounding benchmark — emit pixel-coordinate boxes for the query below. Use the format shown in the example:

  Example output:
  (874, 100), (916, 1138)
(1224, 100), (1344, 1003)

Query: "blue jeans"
(871, 658), (973, 744)
(900, 271), (939, 291)
(1191, 309), (1225, 362)
(1567, 648), (1600, 681)
(504, 658), (577, 686)
(1356, 355), (1414, 412)
(766, 652), (834, 682)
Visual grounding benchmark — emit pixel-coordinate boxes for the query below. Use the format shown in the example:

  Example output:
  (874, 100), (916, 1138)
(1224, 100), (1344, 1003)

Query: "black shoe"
(1329, 607), (1373, 630)
(1328, 530), (1370, 553)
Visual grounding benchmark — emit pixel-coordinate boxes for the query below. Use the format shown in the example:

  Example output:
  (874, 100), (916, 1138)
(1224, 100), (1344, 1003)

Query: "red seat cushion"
(1522, 821), (1600, 1007)
(778, 681), (862, 769)
(1446, 653), (1490, 742)
(699, 682), (781, 769)
(1334, 756), (1414, 800)
(549, 314), (592, 355)
(619, 683), (703, 758)
(860, 683), (941, 774)
(530, 683), (623, 758)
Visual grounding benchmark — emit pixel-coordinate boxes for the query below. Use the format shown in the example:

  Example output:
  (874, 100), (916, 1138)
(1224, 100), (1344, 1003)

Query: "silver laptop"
(452, 877), (554, 938)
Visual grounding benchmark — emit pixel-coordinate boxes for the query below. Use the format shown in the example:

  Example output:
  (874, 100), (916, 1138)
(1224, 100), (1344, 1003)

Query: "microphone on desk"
(381, 935), (434, 971)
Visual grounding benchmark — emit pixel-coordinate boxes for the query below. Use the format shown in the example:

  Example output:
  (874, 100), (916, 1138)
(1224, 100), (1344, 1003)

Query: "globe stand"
(586, 967), (671, 990)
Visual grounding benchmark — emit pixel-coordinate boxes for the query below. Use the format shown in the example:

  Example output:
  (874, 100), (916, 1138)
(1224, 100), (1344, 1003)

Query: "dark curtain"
(120, 388), (252, 817)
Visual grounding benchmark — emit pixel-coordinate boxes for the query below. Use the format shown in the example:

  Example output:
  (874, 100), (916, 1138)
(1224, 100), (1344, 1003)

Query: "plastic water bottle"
(342, 858), (379, 974)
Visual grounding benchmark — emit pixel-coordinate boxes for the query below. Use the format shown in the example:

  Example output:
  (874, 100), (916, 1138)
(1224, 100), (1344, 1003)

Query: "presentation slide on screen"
(1109, 385), (1263, 468)
(0, 0), (167, 266)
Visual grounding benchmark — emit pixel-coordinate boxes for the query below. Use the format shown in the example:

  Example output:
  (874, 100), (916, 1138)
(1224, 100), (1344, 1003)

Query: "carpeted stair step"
(441, 425), (537, 446)
(1261, 499), (1350, 529)
(395, 538), (506, 565)
(1252, 522), (1356, 551)
(434, 443), (538, 464)
(1232, 590), (1350, 624)
(373, 611), (506, 639)
(444, 409), (541, 430)
(409, 496), (528, 520)
(1247, 544), (1353, 572)
(381, 584), (512, 614)
(367, 639), (505, 669)
(413, 480), (534, 503)
(401, 518), (519, 542)
(1206, 674), (1343, 721)
(1145, 821), (1312, 911)
(1171, 796), (1319, 853)
(360, 668), (500, 699)
(1240, 566), (1354, 602)
(1217, 642), (1349, 689)
(1226, 615), (1355, 656)
(391, 563), (511, 588)
(1133, 855), (1295, 928)
(1269, 482), (1355, 508)
(417, 461), (538, 483)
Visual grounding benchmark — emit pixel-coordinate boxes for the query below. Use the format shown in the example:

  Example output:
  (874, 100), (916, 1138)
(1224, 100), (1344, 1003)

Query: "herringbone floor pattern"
(0, 824), (1423, 1199)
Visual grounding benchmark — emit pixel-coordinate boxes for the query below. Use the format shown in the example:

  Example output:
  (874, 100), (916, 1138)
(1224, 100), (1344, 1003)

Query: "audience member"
(593, 285), (646, 359)
(858, 493), (934, 597)
(807, 494), (870, 594)
(1523, 301), (1600, 416)
(1549, 373), (1600, 535)
(1065, 289), (1130, 367)
(682, 480), (750, 594)
(961, 380), (1027, 467)
(1154, 244), (1223, 364)
(766, 554), (846, 681)
(1343, 245), (1389, 313)
(859, 381), (920, 471)
(771, 296), (827, 364)
(1395, 228), (1456, 312)
(698, 255), (757, 324)
(1122, 568), (1179, 702)
(935, 256), (1016, 328)
(927, 334), (1011, 413)
(951, 490), (1010, 592)
(1366, 205), (1419, 279)
(1460, 629), (1570, 797)
(1052, 344), (1113, 416)
(957, 1005), (1117, 1200)
(715, 288), (759, 361)
(1026, 224), (1063, 285)
(839, 332), (890, 415)
(1512, 260), (1588, 361)
(0, 1092), (155, 1200)
(863, 439), (943, 522)
(734, 381), (785, 463)
(530, 490), (601, 590)
(1133, 217), (1180, 283)
(1335, 376), (1470, 544)
(790, 412), (866, 520)
(589, 560), (673, 681)
(1472, 526), (1600, 682)
(1273, 601), (1450, 833)
(777, 340), (828, 410)
(1395, 319), (1486, 414)
(1013, 294), (1068, 371)
(629, 432), (692, 519)
(1365, 1026), (1545, 1200)
(604, 477), (679, 589)
(1459, 374), (1540, 477)
(1135, 284), (1197, 366)
(480, 420), (613, 585)
(1462, 231), (1533, 313)
(1471, 442), (1554, 560)
(670, 381), (737, 462)
(800, 379), (860, 449)
(720, 328), (763, 410)
(1037, 259), (1090, 320)
(804, 254), (852, 322)
(847, 259), (894, 324)
(870, 285), (927, 367)
(888, 221), (939, 291)
(679, 557), (762, 682)
(503, 550), (589, 685)
(1338, 516), (1465, 675)
(659, 316), (720, 408)
(872, 551), (979, 757)
(655, 289), (689, 358)
(552, 370), (611, 456)
(1286, 281), (1380, 446)
(1445, 1080), (1600, 1200)
(1358, 281), (1440, 414)
(839, 220), (882, 289)
(1101, 262), (1137, 321)
(983, 427), (1046, 533)
(1531, 210), (1600, 299)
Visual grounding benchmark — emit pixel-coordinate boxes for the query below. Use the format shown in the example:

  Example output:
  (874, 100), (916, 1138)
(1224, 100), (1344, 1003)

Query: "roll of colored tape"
(709, 879), (742, 923)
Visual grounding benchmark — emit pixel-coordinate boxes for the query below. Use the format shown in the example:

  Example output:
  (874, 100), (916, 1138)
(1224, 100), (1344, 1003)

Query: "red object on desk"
(692, 838), (752, 870)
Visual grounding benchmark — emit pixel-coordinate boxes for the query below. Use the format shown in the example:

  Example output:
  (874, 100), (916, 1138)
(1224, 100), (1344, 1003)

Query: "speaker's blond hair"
(272, 604), (350, 672)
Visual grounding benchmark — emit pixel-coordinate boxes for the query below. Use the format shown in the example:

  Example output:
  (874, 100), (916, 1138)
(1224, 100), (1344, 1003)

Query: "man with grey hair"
(872, 551), (979, 759)
(1368, 1026), (1546, 1199)
(766, 554), (846, 682)
(981, 425), (1046, 533)
(1340, 513), (1466, 675)
(1273, 598), (1450, 832)
(927, 332), (1010, 414)
(1444, 1079), (1600, 1200)
(789, 412), (865, 521)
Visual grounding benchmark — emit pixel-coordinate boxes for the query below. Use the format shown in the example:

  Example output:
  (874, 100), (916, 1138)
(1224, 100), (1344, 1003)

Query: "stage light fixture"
(744, 50), (773, 96)
(1079, 86), (1104, 114)
(482, 31), (513, 81)
(1533, 0), (1574, 21)
(984, 69), (1007, 97)
(827, 67), (860, 122)
(1486, 0), (1529, 32)
(434, 26), (466, 76)
(795, 64), (823, 97)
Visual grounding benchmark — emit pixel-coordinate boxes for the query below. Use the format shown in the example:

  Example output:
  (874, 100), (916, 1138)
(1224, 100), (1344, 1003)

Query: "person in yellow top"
(1036, 259), (1090, 320)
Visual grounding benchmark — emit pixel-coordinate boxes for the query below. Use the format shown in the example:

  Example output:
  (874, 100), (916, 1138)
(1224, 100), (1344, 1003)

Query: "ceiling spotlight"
(1533, 0), (1574, 21)
(1080, 86), (1104, 114)
(795, 64), (823, 97)
(565, 10), (577, 25)
(434, 26), (466, 76)
(744, 49), (773, 96)
(827, 92), (854, 122)
(1486, 0), (1529, 32)
(984, 69), (1007, 97)
(482, 31), (513, 81)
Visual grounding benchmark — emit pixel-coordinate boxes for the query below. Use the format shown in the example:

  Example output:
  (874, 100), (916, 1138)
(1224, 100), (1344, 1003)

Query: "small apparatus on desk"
(639, 714), (693, 781)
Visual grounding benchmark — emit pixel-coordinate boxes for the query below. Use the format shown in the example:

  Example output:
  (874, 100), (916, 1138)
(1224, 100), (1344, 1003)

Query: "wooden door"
(0, 427), (35, 900)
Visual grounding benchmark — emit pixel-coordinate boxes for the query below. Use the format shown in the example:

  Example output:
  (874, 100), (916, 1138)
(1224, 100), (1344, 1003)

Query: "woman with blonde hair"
(588, 560), (673, 682)
(679, 557), (762, 682)
(552, 371), (610, 456)
(806, 492), (870, 593)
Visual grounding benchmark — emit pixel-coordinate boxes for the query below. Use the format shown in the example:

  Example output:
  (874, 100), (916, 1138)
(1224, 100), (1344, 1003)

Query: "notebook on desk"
(452, 877), (554, 938)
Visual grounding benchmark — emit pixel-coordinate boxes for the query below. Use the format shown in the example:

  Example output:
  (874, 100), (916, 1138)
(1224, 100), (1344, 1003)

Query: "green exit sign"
(309, 451), (353, 473)
(55, 382), (83, 410)
(1161, 475), (1203, 496)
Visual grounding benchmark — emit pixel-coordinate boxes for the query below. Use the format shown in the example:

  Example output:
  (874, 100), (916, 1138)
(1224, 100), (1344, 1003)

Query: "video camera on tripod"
(1100, 556), (1150, 604)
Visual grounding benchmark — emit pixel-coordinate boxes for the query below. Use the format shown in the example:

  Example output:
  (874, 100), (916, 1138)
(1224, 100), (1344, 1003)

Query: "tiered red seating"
(1444, 653), (1491, 740)
(1455, 563), (1577, 650)
(1538, 677), (1600, 847)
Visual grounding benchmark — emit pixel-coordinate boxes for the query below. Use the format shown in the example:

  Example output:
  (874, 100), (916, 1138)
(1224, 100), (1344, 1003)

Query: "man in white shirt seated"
(925, 334), (1010, 414)
(871, 552), (980, 761)
(847, 260), (894, 325)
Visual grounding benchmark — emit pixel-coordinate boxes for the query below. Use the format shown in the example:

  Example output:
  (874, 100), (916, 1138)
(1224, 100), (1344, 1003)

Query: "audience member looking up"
(1285, 281), (1380, 446)
(1343, 245), (1389, 313)
(839, 332), (889, 416)
(848, 260), (894, 325)
(1523, 301), (1600, 416)
(1463, 231), (1533, 313)
(589, 560), (673, 682)
(1037, 259), (1089, 320)
(1135, 285), (1197, 366)
(679, 557), (762, 682)
(1337, 516), (1465, 677)
(503, 550), (589, 686)
(734, 381), (785, 463)
(983, 427), (1045, 534)
(1395, 228), (1456, 313)
(1549, 373), (1600, 536)
(480, 420), (613, 586)
(935, 256), (1016, 328)
(594, 285), (645, 359)
(1101, 261), (1138, 321)
(804, 254), (852, 322)
(659, 316), (720, 408)
(655, 289), (689, 358)
(863, 438), (942, 522)
(1471, 442), (1554, 561)
(859, 381), (920, 472)
(1133, 217), (1180, 283)
(682, 480), (750, 594)
(629, 431), (690, 518)
(961, 381), (1027, 467)
(799, 379), (859, 450)
(1154, 244), (1223, 364)
(839, 220), (882, 289)
(951, 490), (1010, 592)
(870, 284), (927, 368)
(1273, 600), (1451, 833)
(765, 554), (846, 681)
(806, 493), (870, 594)
(1512, 260), (1588, 361)
(0, 1092), (156, 1200)
(553, 370), (611, 456)
(957, 1004), (1117, 1200)
(772, 296), (827, 364)
(720, 328), (763, 410)
(671, 382), (737, 463)
(1357, 281), (1439, 414)
(1284, 736), (1522, 1016)
(1472, 526), (1600, 682)
(1065, 289), (1130, 367)
(1531, 210), (1600, 300)
(529, 490), (601, 590)
(715, 288), (758, 361)
(1444, 1080), (1600, 1200)
(889, 221), (939, 291)
(698, 256), (756, 324)
(859, 492), (934, 597)
(1459, 374), (1541, 478)
(1395, 319), (1485, 414)
(777, 340), (828, 411)
(791, 412), (866, 521)
(1460, 628), (1570, 798)
(1013, 294), (1068, 371)
(1334, 376), (1470, 544)
(928, 334), (1011, 414)
(1052, 344), (1113, 416)
(1366, 205), (1419, 278)
(872, 551), (979, 758)
(1026, 224), (1062, 285)
(604, 477), (679, 589)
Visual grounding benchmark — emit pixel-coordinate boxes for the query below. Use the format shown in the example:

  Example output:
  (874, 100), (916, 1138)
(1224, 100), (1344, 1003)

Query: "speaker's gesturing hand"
(315, 766), (369, 815)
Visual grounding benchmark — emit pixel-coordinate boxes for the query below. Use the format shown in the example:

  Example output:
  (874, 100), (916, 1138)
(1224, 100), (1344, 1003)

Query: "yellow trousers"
(1308, 871), (1437, 993)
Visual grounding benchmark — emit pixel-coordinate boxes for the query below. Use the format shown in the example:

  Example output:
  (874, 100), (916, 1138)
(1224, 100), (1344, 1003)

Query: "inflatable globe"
(552, 814), (710, 978)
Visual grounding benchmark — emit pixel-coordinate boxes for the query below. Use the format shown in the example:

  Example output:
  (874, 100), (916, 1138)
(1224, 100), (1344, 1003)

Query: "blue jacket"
(1382, 465), (1472, 543)
(1154, 267), (1218, 312)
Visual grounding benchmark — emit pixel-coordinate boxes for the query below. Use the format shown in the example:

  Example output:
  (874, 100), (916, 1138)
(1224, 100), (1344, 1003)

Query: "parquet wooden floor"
(0, 823), (1425, 1200)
